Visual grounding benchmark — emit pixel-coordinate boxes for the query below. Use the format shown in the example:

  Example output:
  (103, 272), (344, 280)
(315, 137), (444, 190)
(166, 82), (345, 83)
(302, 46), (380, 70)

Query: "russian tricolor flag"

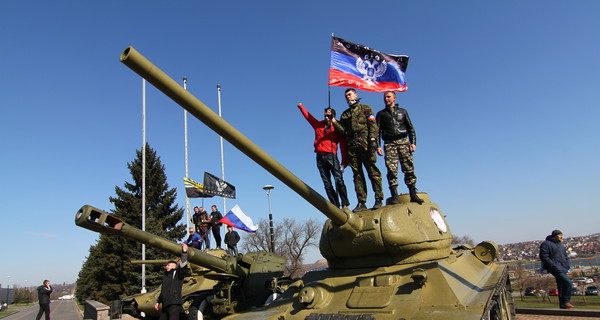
(329, 36), (409, 93)
(218, 205), (258, 233)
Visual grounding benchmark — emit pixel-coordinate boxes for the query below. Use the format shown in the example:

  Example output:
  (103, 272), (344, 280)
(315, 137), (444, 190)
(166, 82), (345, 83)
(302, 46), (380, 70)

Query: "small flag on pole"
(218, 205), (258, 233)
(184, 177), (213, 198)
(329, 36), (409, 92)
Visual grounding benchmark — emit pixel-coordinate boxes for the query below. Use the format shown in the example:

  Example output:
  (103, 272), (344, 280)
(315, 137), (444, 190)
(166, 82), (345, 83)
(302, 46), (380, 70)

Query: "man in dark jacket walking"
(539, 230), (573, 309)
(154, 244), (188, 319)
(36, 280), (52, 320)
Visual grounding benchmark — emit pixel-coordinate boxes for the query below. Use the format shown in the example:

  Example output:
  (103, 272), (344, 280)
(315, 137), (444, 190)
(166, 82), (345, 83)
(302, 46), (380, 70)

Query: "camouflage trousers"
(384, 137), (417, 188)
(347, 146), (383, 202)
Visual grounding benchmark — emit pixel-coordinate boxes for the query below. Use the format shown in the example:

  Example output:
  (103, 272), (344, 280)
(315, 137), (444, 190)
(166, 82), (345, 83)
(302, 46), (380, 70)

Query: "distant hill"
(498, 233), (599, 262)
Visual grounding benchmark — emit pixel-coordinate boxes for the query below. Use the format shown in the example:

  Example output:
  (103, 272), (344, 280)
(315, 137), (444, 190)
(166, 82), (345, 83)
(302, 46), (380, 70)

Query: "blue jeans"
(316, 152), (349, 207)
(552, 272), (572, 308)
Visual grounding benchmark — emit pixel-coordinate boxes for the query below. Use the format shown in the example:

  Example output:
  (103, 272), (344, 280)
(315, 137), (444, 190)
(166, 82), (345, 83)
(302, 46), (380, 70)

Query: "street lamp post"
(6, 276), (11, 304)
(263, 185), (275, 253)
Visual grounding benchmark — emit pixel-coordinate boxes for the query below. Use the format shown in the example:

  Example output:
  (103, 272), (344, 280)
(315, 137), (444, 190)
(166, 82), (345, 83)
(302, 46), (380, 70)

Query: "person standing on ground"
(36, 279), (52, 320)
(539, 230), (574, 309)
(210, 205), (223, 249)
(224, 225), (240, 256)
(297, 103), (350, 209)
(332, 88), (383, 212)
(376, 91), (423, 205)
(154, 244), (189, 319)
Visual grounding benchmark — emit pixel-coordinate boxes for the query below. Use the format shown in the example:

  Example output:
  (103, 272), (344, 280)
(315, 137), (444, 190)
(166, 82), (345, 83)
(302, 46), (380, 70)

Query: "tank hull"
(223, 252), (513, 320)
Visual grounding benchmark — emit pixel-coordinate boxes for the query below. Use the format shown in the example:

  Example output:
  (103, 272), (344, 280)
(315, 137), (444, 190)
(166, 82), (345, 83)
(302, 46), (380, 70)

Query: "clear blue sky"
(1, 1), (599, 287)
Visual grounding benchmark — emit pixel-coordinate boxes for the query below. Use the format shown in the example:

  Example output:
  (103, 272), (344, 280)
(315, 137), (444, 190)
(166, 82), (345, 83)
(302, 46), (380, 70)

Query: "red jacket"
(298, 104), (347, 166)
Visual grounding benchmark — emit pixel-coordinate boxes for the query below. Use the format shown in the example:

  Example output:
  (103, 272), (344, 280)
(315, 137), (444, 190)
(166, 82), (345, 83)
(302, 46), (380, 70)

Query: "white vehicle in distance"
(58, 294), (74, 300)
(573, 277), (594, 284)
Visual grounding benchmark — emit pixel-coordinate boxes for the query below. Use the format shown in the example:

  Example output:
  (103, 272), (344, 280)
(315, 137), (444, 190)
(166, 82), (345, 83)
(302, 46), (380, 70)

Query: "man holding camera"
(298, 103), (350, 209)
(332, 89), (383, 212)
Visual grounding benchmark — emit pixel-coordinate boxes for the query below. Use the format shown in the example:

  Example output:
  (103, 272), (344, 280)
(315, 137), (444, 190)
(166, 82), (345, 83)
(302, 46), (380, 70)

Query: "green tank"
(116, 46), (515, 320)
(121, 257), (222, 319)
(75, 205), (287, 319)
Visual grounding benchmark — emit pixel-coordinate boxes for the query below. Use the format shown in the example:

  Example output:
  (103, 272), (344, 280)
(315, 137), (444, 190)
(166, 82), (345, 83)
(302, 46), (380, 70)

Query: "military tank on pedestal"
(75, 205), (288, 319)
(109, 46), (515, 319)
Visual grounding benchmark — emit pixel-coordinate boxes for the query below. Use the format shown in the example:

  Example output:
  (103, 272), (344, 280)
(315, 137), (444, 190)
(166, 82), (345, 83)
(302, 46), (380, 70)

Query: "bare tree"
(240, 218), (283, 253)
(452, 234), (476, 246)
(240, 218), (321, 277)
(280, 218), (320, 277)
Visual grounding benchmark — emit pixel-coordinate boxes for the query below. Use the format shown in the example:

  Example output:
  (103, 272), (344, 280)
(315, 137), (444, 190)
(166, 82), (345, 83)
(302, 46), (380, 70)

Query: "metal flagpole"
(141, 78), (147, 293)
(217, 84), (226, 212)
(183, 77), (191, 236)
(328, 33), (334, 109)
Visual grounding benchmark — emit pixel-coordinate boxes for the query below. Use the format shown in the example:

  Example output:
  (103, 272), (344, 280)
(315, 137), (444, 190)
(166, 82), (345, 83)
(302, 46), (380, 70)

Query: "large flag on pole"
(184, 177), (213, 198)
(329, 36), (409, 92)
(203, 172), (236, 199)
(219, 205), (258, 232)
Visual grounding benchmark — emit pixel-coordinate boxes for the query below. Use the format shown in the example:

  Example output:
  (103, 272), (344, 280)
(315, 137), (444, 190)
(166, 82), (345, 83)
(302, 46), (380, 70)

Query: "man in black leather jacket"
(376, 91), (423, 204)
(36, 280), (53, 320)
(154, 244), (189, 319)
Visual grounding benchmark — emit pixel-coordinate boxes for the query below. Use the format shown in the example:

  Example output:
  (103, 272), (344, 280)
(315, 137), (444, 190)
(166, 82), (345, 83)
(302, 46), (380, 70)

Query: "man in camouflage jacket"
(333, 88), (383, 212)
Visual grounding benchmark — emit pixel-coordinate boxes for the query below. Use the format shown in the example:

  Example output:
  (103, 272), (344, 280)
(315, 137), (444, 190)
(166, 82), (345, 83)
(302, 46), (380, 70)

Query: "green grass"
(514, 295), (600, 309)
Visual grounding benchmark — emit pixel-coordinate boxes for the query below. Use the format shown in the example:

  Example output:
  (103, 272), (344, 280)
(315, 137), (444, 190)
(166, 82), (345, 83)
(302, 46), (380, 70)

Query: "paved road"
(1, 300), (82, 320)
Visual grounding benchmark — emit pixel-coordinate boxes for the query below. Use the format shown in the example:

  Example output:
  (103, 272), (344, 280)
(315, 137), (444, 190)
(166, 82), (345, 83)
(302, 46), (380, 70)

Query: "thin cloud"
(27, 232), (58, 238)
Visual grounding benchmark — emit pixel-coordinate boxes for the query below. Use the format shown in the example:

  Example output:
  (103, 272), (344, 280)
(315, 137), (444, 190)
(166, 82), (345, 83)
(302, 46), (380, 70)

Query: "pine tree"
(76, 143), (185, 304)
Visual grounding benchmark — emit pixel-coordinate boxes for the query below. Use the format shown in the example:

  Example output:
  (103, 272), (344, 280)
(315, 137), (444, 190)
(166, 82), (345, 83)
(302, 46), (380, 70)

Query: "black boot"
(408, 184), (424, 205)
(387, 186), (400, 205)
(353, 202), (367, 212)
(372, 199), (383, 209)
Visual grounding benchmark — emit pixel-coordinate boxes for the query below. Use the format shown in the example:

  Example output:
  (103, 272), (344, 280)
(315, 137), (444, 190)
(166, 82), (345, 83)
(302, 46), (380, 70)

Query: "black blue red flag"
(329, 37), (409, 92)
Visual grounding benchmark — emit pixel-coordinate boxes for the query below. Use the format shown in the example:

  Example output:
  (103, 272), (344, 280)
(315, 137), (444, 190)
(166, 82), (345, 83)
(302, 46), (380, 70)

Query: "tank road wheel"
(186, 293), (210, 320)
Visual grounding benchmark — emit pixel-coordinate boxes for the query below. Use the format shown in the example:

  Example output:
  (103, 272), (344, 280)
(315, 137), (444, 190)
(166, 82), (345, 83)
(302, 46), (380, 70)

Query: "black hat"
(551, 230), (563, 237)
(167, 260), (177, 265)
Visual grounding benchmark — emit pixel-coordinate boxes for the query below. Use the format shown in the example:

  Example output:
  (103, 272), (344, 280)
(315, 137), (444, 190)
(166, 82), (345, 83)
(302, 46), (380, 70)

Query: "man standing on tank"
(332, 88), (383, 212)
(376, 91), (424, 205)
(155, 244), (188, 319)
(191, 206), (211, 250)
(35, 280), (52, 320)
(539, 230), (574, 309)
(210, 205), (223, 249)
(297, 103), (350, 209)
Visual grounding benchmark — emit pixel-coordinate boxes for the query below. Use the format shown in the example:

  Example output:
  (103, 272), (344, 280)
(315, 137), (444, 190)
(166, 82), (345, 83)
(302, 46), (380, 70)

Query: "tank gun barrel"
(119, 46), (351, 229)
(130, 260), (171, 265)
(75, 205), (229, 273)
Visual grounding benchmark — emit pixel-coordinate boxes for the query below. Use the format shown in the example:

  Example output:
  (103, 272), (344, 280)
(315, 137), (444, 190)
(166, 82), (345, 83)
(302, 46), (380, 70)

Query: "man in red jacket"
(298, 103), (350, 209)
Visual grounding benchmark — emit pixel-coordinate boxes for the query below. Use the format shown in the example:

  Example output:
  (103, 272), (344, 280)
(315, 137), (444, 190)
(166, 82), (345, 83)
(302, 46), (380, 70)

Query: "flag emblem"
(329, 36), (409, 92)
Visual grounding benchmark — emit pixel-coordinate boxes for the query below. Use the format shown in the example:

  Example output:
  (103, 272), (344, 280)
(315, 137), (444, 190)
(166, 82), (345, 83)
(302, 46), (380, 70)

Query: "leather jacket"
(376, 104), (416, 145)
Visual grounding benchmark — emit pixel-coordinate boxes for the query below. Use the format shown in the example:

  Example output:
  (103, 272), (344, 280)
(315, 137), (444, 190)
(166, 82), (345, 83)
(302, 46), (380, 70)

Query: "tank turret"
(76, 205), (286, 319)
(115, 47), (514, 319)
